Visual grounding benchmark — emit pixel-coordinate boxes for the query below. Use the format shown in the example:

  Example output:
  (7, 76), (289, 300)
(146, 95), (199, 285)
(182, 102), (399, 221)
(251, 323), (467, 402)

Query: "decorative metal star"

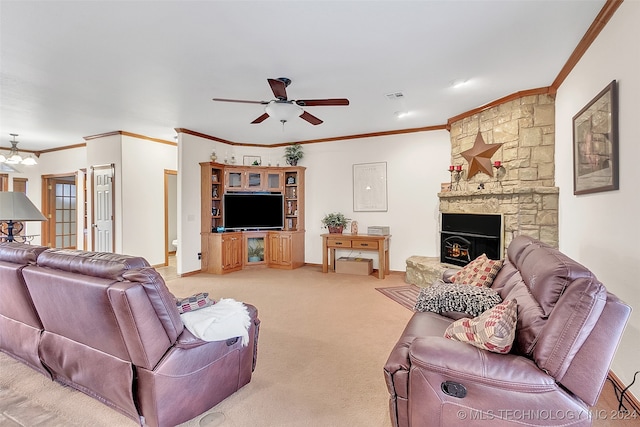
(461, 131), (503, 179)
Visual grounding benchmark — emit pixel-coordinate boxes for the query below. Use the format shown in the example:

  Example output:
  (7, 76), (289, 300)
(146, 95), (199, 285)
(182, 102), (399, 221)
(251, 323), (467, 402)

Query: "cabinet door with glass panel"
(244, 231), (266, 266)
(224, 168), (245, 191)
(265, 170), (284, 192)
(244, 169), (265, 191)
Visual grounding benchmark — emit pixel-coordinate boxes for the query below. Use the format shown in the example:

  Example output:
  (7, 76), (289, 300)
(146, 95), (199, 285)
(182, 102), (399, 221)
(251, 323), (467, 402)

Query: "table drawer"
(353, 240), (378, 249)
(327, 238), (352, 248)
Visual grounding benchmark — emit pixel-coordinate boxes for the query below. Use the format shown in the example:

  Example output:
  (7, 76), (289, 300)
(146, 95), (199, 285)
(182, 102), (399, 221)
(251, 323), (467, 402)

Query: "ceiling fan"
(212, 77), (349, 126)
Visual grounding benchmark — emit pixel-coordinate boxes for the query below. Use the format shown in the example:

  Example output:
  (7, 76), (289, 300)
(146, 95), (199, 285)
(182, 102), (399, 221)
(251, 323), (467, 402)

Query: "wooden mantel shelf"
(438, 186), (559, 199)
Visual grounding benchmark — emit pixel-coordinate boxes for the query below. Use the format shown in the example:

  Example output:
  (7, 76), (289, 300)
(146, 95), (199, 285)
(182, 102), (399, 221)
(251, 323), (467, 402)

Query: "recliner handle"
(441, 381), (467, 398)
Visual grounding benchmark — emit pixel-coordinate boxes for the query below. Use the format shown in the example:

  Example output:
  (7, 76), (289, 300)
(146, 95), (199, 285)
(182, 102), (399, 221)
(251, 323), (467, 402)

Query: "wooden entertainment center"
(200, 162), (305, 274)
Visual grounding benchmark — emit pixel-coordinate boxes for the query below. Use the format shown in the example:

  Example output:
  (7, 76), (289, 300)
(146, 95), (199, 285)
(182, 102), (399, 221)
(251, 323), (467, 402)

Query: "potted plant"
(247, 240), (264, 262)
(321, 212), (351, 234)
(284, 143), (304, 166)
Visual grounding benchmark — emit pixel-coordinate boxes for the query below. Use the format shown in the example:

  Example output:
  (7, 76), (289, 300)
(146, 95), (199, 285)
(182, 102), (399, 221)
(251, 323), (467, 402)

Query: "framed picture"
(243, 155), (262, 166)
(573, 80), (619, 195)
(353, 162), (387, 212)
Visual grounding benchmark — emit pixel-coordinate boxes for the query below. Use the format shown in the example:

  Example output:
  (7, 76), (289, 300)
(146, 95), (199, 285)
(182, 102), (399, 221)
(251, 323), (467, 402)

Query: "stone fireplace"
(406, 93), (560, 286)
(440, 93), (559, 257)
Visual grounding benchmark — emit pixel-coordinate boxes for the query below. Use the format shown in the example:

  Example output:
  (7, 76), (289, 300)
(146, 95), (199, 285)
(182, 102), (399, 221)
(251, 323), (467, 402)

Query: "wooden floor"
(592, 379), (639, 427)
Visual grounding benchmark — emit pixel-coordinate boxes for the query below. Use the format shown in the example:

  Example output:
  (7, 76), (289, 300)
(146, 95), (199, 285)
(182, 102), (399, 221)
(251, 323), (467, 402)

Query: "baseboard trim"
(303, 262), (405, 276)
(608, 370), (640, 413)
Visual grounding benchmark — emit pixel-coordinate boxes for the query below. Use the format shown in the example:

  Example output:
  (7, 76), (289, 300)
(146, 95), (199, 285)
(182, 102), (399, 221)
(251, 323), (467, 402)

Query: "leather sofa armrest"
(409, 337), (556, 389)
(442, 269), (457, 283)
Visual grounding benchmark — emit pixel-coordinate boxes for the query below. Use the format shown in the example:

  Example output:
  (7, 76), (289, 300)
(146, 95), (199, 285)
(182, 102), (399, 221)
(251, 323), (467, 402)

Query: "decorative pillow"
(414, 282), (502, 317)
(450, 254), (488, 284)
(444, 299), (518, 354)
(176, 292), (214, 313)
(451, 254), (503, 287)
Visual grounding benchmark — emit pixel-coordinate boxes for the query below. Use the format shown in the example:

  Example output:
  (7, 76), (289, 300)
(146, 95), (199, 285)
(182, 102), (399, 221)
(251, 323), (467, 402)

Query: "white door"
(92, 165), (114, 252)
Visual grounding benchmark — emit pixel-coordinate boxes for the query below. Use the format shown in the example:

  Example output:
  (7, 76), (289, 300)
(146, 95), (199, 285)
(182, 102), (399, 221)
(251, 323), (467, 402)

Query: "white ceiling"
(0, 0), (606, 152)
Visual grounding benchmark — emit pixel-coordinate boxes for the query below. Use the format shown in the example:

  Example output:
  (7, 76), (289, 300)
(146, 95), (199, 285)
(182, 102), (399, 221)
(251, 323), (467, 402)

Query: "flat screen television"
(223, 193), (284, 230)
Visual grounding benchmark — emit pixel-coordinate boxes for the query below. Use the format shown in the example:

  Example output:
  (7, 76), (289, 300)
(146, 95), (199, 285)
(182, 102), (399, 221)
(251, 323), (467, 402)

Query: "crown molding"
(84, 130), (176, 146)
(550, 0), (623, 93)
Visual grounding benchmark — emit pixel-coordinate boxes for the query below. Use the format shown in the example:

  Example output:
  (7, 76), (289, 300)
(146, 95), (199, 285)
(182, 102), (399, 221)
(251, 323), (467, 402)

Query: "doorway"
(41, 174), (77, 249)
(164, 169), (177, 266)
(91, 164), (114, 252)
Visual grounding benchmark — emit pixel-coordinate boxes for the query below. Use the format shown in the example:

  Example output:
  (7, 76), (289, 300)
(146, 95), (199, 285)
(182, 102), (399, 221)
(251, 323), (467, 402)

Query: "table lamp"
(0, 192), (47, 242)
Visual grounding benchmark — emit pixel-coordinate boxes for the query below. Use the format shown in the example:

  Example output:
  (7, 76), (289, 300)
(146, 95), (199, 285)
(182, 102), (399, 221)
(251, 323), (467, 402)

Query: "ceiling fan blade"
(299, 111), (323, 125)
(295, 98), (350, 106)
(251, 113), (270, 124)
(213, 98), (268, 105)
(268, 78), (288, 100)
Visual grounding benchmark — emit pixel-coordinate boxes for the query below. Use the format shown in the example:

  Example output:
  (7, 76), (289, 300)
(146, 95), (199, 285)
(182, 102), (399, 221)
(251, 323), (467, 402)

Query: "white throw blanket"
(180, 298), (251, 346)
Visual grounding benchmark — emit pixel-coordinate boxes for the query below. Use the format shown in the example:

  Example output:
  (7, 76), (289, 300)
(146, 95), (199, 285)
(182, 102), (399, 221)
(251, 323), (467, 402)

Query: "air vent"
(385, 92), (404, 100)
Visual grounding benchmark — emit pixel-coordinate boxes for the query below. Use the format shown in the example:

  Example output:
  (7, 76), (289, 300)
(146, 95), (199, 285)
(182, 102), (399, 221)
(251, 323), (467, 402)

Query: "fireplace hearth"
(441, 213), (502, 267)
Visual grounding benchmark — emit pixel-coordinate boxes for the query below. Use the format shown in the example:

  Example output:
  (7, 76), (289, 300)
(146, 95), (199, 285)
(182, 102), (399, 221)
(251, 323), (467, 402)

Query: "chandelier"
(0, 134), (37, 166)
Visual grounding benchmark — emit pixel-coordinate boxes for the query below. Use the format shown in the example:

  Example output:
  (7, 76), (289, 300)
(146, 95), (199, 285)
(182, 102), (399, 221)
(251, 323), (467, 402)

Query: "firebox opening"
(440, 213), (503, 267)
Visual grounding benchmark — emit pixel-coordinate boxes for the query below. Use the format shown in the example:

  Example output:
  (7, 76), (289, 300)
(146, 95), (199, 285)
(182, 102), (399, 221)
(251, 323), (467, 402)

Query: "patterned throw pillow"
(414, 282), (502, 317)
(176, 292), (214, 313)
(450, 254), (487, 284)
(444, 299), (518, 354)
(451, 254), (503, 287)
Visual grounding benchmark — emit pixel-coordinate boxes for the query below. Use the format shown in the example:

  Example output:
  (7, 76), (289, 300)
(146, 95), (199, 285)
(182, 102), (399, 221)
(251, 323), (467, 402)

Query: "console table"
(321, 233), (391, 279)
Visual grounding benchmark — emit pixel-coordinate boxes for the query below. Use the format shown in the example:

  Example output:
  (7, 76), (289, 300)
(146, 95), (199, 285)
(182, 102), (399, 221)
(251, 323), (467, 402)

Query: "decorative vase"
(328, 225), (344, 234)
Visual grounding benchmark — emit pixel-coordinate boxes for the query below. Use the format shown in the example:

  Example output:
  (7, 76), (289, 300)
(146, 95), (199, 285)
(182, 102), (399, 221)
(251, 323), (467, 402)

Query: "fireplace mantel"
(439, 186), (559, 199)
(438, 186), (559, 254)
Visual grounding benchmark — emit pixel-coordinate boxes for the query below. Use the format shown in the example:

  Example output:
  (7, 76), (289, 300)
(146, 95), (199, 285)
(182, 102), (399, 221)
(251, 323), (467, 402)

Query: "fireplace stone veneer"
(439, 186), (558, 257)
(440, 93), (559, 256)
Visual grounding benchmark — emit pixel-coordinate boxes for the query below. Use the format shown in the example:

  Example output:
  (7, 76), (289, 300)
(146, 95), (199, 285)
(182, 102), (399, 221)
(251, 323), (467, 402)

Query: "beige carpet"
(0, 266), (414, 427)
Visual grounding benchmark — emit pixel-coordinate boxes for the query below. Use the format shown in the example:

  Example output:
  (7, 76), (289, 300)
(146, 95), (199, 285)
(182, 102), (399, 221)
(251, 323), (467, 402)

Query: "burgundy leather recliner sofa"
(0, 242), (260, 427)
(384, 235), (631, 427)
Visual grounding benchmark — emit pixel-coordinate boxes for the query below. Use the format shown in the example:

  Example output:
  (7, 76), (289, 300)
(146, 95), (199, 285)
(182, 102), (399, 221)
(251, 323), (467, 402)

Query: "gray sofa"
(0, 242), (260, 427)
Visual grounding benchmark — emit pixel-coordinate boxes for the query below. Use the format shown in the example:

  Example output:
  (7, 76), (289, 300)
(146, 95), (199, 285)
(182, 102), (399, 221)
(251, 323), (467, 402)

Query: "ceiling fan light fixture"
(265, 101), (303, 123)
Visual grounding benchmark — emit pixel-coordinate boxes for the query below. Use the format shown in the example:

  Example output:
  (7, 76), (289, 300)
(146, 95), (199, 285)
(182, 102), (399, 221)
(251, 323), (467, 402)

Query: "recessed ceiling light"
(394, 111), (410, 119)
(450, 79), (470, 89)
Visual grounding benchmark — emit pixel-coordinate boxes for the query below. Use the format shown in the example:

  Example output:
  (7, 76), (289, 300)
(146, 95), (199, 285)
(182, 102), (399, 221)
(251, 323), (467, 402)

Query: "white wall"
(86, 135), (123, 252)
(121, 136), (177, 265)
(302, 131), (451, 270)
(13, 135), (177, 264)
(555, 0), (639, 397)
(177, 130), (451, 274)
(4, 146), (87, 246)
